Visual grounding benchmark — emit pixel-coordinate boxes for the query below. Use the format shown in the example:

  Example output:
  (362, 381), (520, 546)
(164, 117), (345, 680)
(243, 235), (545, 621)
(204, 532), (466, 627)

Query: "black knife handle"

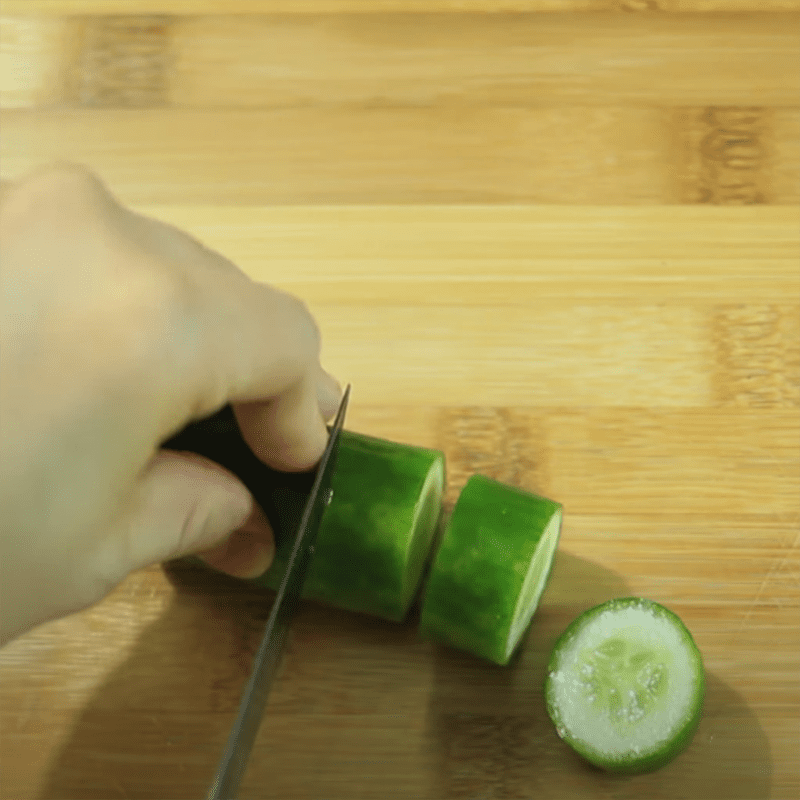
(161, 405), (316, 548)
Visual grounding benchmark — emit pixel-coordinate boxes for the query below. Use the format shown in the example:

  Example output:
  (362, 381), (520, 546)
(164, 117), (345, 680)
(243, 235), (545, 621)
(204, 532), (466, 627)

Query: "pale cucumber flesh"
(420, 474), (562, 665)
(506, 509), (562, 658)
(545, 597), (704, 773)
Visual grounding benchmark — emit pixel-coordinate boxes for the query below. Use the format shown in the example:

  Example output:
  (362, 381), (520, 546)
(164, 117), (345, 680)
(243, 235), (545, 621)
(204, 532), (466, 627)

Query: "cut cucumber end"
(506, 507), (562, 660)
(402, 458), (446, 611)
(545, 597), (705, 773)
(420, 475), (563, 665)
(253, 430), (446, 622)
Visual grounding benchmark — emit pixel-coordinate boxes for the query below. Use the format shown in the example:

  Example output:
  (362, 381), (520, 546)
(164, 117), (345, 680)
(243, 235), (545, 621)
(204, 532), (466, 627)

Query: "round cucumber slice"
(545, 597), (705, 774)
(419, 474), (563, 665)
(253, 430), (445, 622)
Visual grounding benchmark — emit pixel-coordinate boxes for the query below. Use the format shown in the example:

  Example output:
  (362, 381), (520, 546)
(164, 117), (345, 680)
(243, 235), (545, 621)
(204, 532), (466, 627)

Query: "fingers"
(8, 165), (344, 475)
(233, 371), (326, 473)
(317, 365), (343, 422)
(102, 451), (274, 579)
(232, 363), (343, 472)
(195, 502), (275, 579)
(126, 211), (341, 467)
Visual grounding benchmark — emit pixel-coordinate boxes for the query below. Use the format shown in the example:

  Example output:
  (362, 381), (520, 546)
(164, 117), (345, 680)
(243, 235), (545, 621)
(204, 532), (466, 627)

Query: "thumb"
(113, 451), (274, 579)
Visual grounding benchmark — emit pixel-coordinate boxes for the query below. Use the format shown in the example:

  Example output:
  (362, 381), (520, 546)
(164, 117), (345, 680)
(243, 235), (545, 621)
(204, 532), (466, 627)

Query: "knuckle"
(19, 163), (104, 204)
(257, 287), (322, 384)
(2, 163), (109, 230)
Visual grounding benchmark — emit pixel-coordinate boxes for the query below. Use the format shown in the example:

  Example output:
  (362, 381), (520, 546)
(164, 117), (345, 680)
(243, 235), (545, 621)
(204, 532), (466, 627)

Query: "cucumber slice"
(545, 597), (705, 773)
(253, 430), (445, 622)
(419, 474), (563, 665)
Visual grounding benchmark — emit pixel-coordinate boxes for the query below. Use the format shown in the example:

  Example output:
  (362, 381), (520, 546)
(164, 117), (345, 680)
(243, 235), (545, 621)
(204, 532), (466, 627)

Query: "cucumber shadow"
(424, 550), (772, 800)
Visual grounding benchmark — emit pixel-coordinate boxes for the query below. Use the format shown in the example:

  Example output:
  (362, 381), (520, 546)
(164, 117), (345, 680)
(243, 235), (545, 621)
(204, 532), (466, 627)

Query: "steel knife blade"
(203, 384), (350, 800)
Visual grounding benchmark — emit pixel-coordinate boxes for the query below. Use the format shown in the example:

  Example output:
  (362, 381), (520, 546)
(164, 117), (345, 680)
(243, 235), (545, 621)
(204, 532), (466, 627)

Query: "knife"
(162, 385), (351, 800)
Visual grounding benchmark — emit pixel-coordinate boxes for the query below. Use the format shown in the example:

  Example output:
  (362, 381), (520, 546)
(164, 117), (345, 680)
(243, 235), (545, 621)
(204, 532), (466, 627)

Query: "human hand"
(0, 164), (341, 645)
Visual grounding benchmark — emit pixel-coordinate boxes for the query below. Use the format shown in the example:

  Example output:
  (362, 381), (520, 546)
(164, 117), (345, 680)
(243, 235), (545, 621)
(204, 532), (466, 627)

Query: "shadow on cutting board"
(425, 550), (772, 800)
(39, 554), (771, 800)
(39, 558), (436, 800)
(39, 561), (276, 800)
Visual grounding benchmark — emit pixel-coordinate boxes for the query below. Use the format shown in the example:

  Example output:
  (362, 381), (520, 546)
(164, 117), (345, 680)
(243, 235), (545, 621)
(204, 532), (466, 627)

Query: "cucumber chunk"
(253, 430), (445, 622)
(419, 474), (563, 665)
(545, 597), (705, 773)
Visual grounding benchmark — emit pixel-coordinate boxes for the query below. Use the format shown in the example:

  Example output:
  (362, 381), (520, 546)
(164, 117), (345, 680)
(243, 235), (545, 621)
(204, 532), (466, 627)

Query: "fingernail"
(198, 529), (275, 579)
(237, 539), (275, 579)
(202, 482), (252, 544)
(237, 501), (270, 534)
(233, 504), (275, 577)
(317, 369), (343, 421)
(222, 490), (253, 533)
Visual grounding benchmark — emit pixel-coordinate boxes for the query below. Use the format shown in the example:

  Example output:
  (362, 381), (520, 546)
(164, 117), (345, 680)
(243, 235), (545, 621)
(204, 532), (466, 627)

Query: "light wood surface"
(3, 1), (800, 14)
(1, 4), (798, 800)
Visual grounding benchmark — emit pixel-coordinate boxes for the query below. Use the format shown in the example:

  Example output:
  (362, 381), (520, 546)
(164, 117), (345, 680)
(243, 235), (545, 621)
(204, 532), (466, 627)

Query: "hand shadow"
(39, 560), (437, 800)
(425, 550), (772, 800)
(40, 560), (277, 800)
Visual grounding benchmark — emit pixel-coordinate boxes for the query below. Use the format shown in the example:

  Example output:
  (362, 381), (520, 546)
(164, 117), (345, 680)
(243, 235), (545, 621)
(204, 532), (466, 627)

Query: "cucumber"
(253, 430), (445, 622)
(545, 597), (705, 773)
(419, 474), (563, 665)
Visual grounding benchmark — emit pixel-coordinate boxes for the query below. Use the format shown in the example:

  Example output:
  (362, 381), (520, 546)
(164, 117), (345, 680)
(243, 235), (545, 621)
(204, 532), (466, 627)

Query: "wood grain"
(0, 17), (76, 108)
(164, 14), (800, 108)
(672, 107), (800, 206)
(5, 106), (799, 205)
(0, 107), (676, 204)
(4, 0), (800, 13)
(2, 12), (797, 204)
(1, 3), (798, 800)
(5, 14), (799, 111)
(136, 202), (800, 276)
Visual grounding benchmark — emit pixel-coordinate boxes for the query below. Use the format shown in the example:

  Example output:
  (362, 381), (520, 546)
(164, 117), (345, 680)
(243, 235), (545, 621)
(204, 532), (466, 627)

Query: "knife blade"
(204, 385), (350, 800)
(161, 385), (351, 800)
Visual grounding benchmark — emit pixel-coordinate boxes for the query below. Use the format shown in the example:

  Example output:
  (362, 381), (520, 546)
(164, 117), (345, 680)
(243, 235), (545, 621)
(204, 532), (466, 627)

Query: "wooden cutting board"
(1, 4), (798, 799)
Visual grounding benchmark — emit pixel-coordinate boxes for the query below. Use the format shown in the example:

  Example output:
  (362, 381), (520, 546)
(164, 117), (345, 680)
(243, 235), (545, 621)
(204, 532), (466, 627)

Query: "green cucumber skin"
(252, 430), (445, 622)
(420, 474), (562, 666)
(545, 597), (705, 774)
